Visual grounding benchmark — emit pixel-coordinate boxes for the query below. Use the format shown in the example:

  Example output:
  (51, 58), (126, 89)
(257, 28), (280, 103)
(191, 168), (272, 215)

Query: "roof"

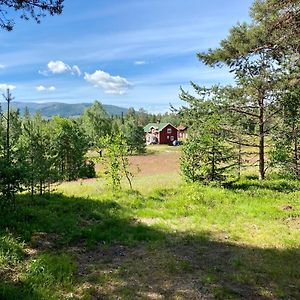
(144, 123), (177, 133)
(177, 125), (187, 131)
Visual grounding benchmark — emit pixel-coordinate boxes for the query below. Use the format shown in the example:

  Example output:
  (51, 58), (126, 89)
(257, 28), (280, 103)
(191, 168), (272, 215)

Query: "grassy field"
(0, 146), (300, 299)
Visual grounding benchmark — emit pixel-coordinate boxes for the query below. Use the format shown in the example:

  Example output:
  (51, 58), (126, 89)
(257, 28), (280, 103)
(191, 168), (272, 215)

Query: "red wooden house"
(144, 123), (178, 145)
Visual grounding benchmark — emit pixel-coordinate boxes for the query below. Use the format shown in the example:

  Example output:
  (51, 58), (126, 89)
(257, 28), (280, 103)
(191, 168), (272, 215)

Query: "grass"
(146, 144), (181, 155)
(86, 144), (180, 159)
(0, 144), (300, 300)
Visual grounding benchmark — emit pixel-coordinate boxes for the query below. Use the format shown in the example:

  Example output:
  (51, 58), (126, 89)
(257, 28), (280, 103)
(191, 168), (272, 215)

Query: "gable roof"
(144, 123), (177, 133)
(177, 125), (187, 131)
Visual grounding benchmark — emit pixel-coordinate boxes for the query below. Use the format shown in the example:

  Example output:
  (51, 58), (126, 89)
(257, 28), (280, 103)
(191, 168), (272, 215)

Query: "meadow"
(0, 146), (299, 299)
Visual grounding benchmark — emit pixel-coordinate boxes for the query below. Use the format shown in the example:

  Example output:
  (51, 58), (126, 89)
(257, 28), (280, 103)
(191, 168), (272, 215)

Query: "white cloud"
(48, 60), (71, 74)
(36, 85), (56, 92)
(84, 70), (131, 95)
(48, 86), (56, 91)
(0, 83), (16, 91)
(134, 61), (147, 65)
(0, 64), (6, 69)
(72, 65), (81, 76)
(42, 60), (81, 76)
(36, 85), (47, 91)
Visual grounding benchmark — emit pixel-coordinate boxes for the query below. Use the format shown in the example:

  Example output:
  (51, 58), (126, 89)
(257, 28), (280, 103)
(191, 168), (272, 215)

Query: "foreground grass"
(0, 178), (299, 299)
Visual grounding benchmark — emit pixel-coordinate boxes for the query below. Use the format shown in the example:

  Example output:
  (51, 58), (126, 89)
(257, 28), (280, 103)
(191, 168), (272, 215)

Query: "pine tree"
(0, 90), (24, 204)
(196, 17), (290, 180)
(180, 86), (236, 183)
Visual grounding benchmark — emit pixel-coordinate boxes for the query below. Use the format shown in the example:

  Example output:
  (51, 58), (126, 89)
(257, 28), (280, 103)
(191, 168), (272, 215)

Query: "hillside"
(0, 101), (128, 117)
(1, 146), (299, 299)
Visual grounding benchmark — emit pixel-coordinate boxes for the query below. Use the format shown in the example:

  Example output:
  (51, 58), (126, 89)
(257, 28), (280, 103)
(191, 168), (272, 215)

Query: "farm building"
(144, 123), (178, 145)
(177, 125), (188, 140)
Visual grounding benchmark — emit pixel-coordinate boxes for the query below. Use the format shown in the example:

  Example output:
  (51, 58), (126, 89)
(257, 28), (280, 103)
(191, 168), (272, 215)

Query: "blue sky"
(0, 0), (253, 112)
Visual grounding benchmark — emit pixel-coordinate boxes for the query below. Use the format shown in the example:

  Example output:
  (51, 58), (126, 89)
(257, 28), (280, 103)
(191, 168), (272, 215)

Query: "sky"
(0, 0), (253, 112)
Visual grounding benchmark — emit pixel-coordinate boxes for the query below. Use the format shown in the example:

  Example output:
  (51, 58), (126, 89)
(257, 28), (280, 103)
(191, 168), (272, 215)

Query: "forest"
(0, 95), (182, 200)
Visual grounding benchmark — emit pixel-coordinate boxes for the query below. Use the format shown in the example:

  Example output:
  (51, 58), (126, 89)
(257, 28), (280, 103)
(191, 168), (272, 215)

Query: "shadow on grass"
(0, 192), (299, 299)
(224, 178), (300, 193)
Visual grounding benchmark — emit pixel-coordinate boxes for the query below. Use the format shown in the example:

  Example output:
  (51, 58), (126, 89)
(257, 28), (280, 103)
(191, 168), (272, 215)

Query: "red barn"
(144, 123), (178, 145)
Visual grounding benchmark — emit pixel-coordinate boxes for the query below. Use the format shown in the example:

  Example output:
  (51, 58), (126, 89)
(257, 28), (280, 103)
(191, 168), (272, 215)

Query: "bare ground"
(95, 149), (180, 177)
(68, 240), (272, 300)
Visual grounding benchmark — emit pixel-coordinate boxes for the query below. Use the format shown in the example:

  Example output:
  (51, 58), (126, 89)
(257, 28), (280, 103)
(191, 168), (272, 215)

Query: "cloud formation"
(36, 85), (46, 91)
(36, 85), (56, 92)
(0, 64), (5, 70)
(48, 60), (70, 74)
(0, 83), (16, 90)
(84, 70), (131, 95)
(39, 61), (82, 76)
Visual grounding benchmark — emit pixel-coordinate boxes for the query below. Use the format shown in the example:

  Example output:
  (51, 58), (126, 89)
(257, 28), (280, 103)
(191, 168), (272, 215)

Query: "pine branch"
(228, 107), (260, 118)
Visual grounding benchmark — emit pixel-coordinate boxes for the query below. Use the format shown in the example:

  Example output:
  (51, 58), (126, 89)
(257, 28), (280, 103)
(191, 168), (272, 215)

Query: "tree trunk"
(40, 180), (43, 196)
(292, 122), (299, 177)
(6, 92), (10, 162)
(259, 99), (265, 180)
(5, 89), (12, 197)
(31, 155), (34, 198)
(211, 143), (216, 181)
(238, 137), (242, 180)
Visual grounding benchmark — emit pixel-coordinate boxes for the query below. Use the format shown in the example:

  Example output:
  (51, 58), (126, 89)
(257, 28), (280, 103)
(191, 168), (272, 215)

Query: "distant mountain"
(0, 102), (128, 117)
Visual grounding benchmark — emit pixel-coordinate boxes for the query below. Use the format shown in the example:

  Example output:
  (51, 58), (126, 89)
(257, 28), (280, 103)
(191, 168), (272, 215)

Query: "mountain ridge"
(0, 101), (128, 117)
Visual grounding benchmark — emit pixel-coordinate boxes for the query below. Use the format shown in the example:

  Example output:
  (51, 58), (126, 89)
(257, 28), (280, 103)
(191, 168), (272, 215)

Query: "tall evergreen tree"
(196, 18), (288, 179)
(180, 86), (236, 183)
(0, 90), (24, 204)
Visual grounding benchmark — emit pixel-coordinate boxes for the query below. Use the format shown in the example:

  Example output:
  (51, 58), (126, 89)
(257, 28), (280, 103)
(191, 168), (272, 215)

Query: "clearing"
(0, 146), (299, 300)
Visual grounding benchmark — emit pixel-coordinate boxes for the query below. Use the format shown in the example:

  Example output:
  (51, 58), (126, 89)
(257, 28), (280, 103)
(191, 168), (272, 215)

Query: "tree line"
(0, 94), (180, 204)
(180, 0), (300, 183)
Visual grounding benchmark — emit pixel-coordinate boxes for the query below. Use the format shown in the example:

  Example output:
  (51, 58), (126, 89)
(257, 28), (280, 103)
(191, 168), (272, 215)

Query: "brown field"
(128, 151), (180, 176)
(95, 145), (181, 177)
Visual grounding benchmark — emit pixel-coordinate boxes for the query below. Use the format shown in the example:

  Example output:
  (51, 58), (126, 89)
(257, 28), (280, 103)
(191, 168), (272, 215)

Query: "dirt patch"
(281, 205), (294, 211)
(71, 243), (211, 299)
(129, 152), (180, 176)
(95, 150), (180, 177)
(283, 216), (300, 229)
(30, 232), (60, 250)
(69, 239), (270, 300)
